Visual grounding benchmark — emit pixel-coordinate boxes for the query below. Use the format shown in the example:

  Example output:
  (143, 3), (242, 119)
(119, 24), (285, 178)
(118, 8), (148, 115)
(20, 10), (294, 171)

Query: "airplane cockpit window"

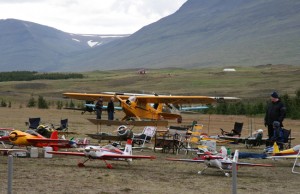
(25, 130), (39, 136)
(128, 96), (136, 102)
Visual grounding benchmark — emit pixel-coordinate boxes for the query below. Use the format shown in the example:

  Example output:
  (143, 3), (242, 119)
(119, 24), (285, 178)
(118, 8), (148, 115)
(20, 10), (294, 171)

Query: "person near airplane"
(264, 91), (286, 146)
(95, 97), (103, 119)
(107, 97), (115, 120)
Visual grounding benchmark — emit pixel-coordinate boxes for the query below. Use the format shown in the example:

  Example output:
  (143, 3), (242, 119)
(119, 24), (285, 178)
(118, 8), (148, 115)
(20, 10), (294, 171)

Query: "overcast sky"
(0, 0), (187, 34)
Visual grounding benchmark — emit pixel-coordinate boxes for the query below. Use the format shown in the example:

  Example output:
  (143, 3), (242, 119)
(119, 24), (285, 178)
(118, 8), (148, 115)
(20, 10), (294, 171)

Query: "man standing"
(107, 97), (115, 120)
(264, 91), (286, 145)
(95, 97), (103, 119)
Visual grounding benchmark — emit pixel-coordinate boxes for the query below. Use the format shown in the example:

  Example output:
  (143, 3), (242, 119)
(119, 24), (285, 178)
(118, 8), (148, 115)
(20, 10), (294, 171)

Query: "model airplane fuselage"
(48, 139), (156, 168)
(0, 130), (76, 150)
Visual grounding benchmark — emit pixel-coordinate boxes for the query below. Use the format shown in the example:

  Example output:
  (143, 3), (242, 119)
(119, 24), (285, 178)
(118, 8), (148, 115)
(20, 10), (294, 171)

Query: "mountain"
(62, 0), (300, 71)
(1, 0), (300, 72)
(0, 19), (128, 71)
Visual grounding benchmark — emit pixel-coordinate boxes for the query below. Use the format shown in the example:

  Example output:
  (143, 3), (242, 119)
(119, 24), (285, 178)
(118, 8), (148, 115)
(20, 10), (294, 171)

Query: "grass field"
(1, 65), (300, 194)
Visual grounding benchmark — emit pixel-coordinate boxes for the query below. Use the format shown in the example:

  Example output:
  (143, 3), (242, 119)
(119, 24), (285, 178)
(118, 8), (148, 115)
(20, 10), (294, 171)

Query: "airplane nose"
(9, 132), (18, 141)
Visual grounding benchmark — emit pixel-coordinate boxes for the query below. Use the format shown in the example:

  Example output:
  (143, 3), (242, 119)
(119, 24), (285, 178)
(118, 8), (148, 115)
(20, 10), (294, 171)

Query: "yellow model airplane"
(63, 92), (238, 122)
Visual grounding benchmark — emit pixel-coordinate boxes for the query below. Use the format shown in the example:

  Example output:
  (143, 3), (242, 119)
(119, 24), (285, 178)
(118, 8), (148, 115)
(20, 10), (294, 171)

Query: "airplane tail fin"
(50, 130), (58, 139)
(50, 130), (59, 151)
(273, 142), (280, 155)
(124, 139), (133, 156)
(220, 146), (228, 158)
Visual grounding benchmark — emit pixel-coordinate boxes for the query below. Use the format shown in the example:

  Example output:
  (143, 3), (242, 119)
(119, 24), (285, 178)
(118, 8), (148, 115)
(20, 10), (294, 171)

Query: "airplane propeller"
(9, 132), (26, 141)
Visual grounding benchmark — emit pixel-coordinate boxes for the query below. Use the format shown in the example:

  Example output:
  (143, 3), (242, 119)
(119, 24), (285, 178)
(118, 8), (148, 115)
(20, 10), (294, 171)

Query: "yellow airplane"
(63, 92), (238, 122)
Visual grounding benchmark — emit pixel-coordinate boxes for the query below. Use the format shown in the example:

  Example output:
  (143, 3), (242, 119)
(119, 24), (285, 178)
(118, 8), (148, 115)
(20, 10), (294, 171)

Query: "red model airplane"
(0, 129), (77, 151)
(48, 139), (156, 169)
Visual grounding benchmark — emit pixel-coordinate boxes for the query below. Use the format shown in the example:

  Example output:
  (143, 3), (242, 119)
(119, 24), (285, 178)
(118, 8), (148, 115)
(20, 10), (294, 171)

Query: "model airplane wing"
(48, 151), (155, 159)
(63, 92), (239, 104)
(101, 154), (156, 160)
(26, 138), (71, 144)
(0, 149), (28, 154)
(63, 93), (127, 101)
(47, 151), (86, 157)
(218, 136), (268, 144)
(166, 158), (205, 163)
(166, 158), (272, 167)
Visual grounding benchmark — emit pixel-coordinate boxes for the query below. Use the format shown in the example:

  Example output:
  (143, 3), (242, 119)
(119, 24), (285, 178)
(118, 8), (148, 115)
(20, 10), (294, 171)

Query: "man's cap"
(271, 91), (279, 98)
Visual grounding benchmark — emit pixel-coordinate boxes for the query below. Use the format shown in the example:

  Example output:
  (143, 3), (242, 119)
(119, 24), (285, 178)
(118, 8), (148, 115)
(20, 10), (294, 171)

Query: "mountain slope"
(63, 0), (300, 71)
(0, 19), (127, 71)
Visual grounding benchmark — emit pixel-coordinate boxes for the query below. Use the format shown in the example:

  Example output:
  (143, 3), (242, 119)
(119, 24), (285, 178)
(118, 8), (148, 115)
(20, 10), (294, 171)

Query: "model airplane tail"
(50, 130), (59, 151)
(272, 142), (280, 155)
(124, 139), (133, 156)
(220, 146), (228, 158)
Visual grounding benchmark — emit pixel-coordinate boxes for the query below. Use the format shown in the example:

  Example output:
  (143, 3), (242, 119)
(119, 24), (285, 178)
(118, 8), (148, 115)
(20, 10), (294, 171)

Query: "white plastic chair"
(133, 126), (157, 148)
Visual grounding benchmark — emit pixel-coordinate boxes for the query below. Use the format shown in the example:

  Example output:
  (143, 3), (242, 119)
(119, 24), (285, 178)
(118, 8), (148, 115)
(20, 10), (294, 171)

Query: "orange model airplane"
(0, 129), (77, 151)
(63, 92), (238, 122)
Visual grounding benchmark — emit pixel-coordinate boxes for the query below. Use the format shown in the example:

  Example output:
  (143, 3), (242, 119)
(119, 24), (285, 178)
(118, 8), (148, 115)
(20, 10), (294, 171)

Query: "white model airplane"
(268, 143), (300, 174)
(166, 146), (273, 177)
(48, 139), (156, 169)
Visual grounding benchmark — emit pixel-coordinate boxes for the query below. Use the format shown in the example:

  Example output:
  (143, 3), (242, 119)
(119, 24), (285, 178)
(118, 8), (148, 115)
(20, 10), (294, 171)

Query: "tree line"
(204, 89), (300, 119)
(0, 71), (83, 82)
(1, 89), (299, 119)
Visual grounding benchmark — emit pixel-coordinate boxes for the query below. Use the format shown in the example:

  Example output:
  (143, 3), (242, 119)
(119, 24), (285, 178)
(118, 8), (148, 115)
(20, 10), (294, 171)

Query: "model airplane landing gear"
(104, 160), (113, 169)
(78, 158), (90, 167)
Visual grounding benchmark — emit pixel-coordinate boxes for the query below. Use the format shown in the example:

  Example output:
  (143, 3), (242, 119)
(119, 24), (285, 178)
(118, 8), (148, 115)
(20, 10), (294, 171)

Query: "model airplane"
(269, 143), (300, 159)
(267, 143), (300, 174)
(0, 129), (77, 150)
(63, 92), (239, 122)
(48, 139), (156, 168)
(166, 146), (273, 177)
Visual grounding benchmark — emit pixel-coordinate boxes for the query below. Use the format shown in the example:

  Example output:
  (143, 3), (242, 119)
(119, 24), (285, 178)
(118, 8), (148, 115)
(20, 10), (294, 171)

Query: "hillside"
(1, 0), (300, 72)
(0, 19), (127, 71)
(63, 0), (300, 71)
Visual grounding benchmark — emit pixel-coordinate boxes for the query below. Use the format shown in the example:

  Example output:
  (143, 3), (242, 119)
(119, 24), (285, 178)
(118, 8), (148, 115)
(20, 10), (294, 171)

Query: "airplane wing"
(218, 136), (247, 143)
(101, 154), (156, 160)
(0, 149), (28, 154)
(218, 136), (268, 144)
(48, 151), (156, 160)
(268, 155), (300, 159)
(26, 138), (72, 144)
(166, 158), (273, 167)
(0, 128), (14, 131)
(63, 92), (239, 104)
(166, 158), (205, 163)
(47, 151), (86, 157)
(63, 93), (127, 101)
(235, 162), (273, 167)
(135, 96), (217, 104)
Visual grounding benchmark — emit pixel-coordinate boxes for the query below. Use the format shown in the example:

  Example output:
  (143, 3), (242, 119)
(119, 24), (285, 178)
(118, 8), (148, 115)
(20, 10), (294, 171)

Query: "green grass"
(0, 65), (299, 106)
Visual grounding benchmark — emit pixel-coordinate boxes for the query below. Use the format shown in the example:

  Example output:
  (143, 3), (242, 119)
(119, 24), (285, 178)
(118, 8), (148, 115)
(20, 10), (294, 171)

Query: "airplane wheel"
(106, 164), (113, 169)
(78, 163), (85, 167)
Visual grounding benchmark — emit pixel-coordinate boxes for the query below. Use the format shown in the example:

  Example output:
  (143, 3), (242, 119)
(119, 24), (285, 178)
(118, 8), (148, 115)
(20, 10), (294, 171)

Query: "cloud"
(0, 0), (187, 34)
